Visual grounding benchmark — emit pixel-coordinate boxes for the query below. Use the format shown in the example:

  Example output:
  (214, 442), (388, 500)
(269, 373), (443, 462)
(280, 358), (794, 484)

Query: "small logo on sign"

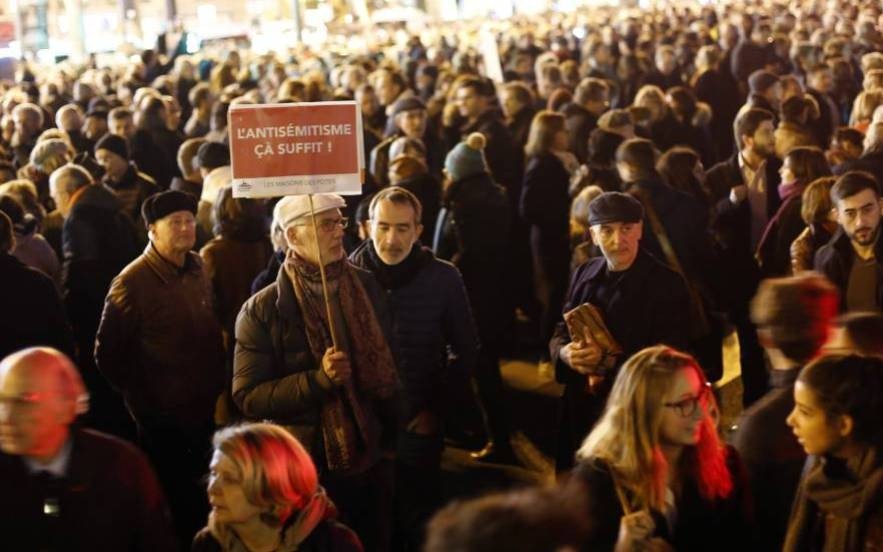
(237, 182), (252, 192)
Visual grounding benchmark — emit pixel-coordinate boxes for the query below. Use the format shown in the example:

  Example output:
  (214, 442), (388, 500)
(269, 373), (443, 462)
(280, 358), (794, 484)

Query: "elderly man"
(95, 189), (225, 546)
(350, 187), (479, 549)
(0, 347), (176, 550)
(234, 193), (398, 552)
(549, 192), (692, 472)
(11, 102), (43, 169)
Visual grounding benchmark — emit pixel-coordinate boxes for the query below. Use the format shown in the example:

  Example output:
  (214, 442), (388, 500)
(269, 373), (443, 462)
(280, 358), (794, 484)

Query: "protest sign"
(228, 101), (364, 198)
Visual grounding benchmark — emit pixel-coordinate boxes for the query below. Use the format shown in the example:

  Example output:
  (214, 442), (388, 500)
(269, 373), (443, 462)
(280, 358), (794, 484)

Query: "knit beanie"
(444, 133), (489, 182)
(95, 133), (129, 161)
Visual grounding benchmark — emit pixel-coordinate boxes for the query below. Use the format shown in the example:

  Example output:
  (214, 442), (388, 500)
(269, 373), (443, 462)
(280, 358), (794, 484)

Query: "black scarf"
(362, 241), (432, 290)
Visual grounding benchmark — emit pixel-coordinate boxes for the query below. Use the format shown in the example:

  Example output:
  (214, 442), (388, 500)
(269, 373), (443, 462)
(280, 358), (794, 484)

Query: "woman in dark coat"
(569, 346), (754, 551)
(130, 96), (182, 189)
(783, 355), (883, 551)
(192, 423), (363, 552)
(520, 111), (573, 357)
(756, 147), (831, 276)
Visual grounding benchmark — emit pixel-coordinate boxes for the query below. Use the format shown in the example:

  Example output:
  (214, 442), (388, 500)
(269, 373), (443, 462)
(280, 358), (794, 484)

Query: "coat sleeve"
(441, 266), (480, 381)
(232, 298), (336, 420)
(550, 264), (589, 386)
(94, 276), (140, 393)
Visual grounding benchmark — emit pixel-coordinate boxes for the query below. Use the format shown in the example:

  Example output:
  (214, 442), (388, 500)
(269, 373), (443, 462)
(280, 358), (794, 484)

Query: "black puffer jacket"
(349, 241), (479, 421)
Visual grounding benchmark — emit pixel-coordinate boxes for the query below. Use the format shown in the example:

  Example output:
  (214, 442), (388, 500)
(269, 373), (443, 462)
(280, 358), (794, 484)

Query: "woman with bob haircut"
(570, 345), (753, 551)
(521, 110), (577, 361)
(784, 354), (883, 550)
(192, 423), (362, 552)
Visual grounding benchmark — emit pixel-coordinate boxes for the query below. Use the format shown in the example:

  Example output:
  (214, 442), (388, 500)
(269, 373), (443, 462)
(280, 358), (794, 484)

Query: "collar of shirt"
(23, 437), (73, 478)
(738, 152), (766, 192)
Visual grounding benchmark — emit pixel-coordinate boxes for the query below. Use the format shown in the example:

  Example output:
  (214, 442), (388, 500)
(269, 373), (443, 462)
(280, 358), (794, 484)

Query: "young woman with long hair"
(571, 346), (753, 551)
(192, 423), (362, 552)
(784, 354), (883, 551)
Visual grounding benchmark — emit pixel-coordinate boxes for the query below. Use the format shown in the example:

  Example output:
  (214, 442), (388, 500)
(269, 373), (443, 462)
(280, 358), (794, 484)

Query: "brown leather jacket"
(95, 243), (225, 430)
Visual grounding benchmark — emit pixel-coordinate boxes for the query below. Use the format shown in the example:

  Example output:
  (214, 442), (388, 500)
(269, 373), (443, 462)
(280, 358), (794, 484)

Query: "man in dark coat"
(233, 194), (399, 552)
(0, 347), (176, 551)
(370, 97), (445, 187)
(49, 164), (139, 438)
(0, 212), (73, 360)
(94, 133), (159, 246)
(563, 78), (610, 164)
(730, 15), (770, 89)
(814, 171), (883, 312)
(95, 190), (225, 547)
(805, 64), (841, 152)
(452, 77), (524, 208)
(732, 274), (839, 552)
(740, 70), (782, 125)
(835, 122), (883, 190)
(350, 187), (479, 551)
(549, 192), (692, 472)
(705, 108), (782, 406)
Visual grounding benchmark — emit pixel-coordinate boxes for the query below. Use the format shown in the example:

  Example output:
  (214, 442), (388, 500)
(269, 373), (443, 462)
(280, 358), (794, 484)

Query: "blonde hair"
(212, 423), (318, 526)
(578, 346), (732, 511)
(849, 90), (883, 126)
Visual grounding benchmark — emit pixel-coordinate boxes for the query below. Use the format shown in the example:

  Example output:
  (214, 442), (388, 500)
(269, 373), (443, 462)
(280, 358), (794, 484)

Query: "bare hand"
(561, 340), (602, 375)
(729, 184), (748, 204)
(322, 348), (351, 386)
(615, 511), (656, 552)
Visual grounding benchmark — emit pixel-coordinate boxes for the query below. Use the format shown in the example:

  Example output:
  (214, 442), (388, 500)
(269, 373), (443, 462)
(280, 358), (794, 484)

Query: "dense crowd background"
(2, 0), (883, 550)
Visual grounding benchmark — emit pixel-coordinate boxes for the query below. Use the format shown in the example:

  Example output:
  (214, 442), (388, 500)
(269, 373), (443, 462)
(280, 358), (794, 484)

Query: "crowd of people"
(2, 0), (883, 550)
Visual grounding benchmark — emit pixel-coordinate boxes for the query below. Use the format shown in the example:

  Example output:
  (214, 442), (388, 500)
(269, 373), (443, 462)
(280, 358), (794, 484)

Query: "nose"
(785, 410), (796, 428)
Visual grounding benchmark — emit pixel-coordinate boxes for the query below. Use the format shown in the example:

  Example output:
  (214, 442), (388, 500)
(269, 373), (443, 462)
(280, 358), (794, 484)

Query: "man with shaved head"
(0, 347), (176, 550)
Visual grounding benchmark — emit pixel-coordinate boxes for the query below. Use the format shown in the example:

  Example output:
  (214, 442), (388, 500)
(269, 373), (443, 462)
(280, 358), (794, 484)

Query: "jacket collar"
(829, 226), (883, 259)
(142, 242), (201, 284)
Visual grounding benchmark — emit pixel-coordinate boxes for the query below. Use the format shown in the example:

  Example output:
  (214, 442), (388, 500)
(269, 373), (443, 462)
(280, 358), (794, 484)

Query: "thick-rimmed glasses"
(663, 382), (712, 418)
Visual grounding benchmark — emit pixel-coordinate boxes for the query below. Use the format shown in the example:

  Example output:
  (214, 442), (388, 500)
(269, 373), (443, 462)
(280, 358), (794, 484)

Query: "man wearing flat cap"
(371, 96), (444, 188)
(95, 189), (225, 547)
(549, 191), (692, 472)
(233, 193), (398, 552)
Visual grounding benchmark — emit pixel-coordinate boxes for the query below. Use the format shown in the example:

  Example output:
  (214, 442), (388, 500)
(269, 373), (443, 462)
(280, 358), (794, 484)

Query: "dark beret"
(141, 190), (198, 227)
(587, 192), (645, 226)
(391, 97), (427, 117)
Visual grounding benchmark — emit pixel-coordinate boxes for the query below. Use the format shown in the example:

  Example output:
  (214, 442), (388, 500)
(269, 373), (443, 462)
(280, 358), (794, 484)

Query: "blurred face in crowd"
(779, 155), (796, 184)
(658, 367), (707, 448)
(835, 188), (883, 247)
(395, 109), (427, 140)
(109, 115), (135, 140)
(809, 69), (834, 94)
(376, 73), (402, 107)
(500, 89), (524, 120)
(207, 450), (263, 525)
(787, 381), (852, 456)
(49, 174), (75, 218)
(589, 220), (642, 271)
(744, 120), (776, 158)
(763, 82), (783, 111)
(656, 49), (677, 75)
(356, 87), (379, 118)
(164, 97), (182, 131)
(150, 210), (197, 259)
(370, 199), (422, 266)
(285, 209), (346, 267)
(95, 148), (128, 182)
(13, 110), (39, 143)
(83, 114), (107, 141)
(0, 354), (75, 462)
(455, 86), (487, 121)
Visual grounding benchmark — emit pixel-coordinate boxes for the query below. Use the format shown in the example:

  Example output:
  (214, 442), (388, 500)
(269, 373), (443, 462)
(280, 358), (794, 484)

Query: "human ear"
(838, 414), (854, 440)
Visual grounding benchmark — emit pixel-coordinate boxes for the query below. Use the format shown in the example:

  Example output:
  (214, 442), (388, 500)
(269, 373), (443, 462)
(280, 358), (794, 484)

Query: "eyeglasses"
(294, 217), (349, 233)
(663, 382), (712, 418)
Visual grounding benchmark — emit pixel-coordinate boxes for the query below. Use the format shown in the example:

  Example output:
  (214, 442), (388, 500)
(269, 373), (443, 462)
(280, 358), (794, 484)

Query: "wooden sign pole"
(307, 193), (339, 351)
